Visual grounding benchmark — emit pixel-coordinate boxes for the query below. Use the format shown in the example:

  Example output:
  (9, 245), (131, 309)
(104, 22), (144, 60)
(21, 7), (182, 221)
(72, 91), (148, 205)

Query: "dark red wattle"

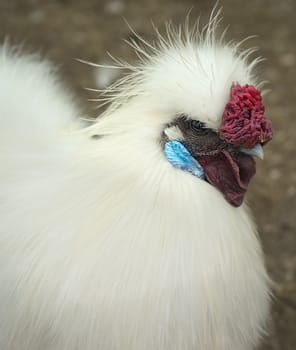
(219, 84), (272, 148)
(197, 150), (256, 207)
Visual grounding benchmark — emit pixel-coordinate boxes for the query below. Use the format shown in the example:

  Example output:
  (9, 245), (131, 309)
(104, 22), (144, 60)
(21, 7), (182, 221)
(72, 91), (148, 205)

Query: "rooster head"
(92, 17), (272, 207)
(162, 82), (272, 207)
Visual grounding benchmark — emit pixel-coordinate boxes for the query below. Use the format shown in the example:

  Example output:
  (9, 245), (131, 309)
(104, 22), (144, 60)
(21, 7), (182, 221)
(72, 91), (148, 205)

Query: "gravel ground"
(0, 0), (295, 349)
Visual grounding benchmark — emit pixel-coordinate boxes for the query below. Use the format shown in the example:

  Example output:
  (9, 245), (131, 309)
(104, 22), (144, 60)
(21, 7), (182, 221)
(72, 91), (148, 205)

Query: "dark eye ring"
(190, 120), (206, 131)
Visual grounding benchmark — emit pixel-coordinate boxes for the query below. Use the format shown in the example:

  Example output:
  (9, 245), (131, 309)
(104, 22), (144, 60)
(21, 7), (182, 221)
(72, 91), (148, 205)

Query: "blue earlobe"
(164, 141), (205, 180)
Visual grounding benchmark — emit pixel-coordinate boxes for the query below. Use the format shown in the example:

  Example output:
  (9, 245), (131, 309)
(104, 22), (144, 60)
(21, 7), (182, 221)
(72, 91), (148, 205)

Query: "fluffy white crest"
(86, 12), (264, 138)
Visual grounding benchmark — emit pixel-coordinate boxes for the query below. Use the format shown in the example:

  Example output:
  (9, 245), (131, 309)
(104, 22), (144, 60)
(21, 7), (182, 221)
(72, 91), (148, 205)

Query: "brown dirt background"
(0, 0), (295, 349)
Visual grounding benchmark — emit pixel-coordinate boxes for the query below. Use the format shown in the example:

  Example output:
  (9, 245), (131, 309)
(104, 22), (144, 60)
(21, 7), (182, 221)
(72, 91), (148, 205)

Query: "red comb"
(219, 83), (272, 148)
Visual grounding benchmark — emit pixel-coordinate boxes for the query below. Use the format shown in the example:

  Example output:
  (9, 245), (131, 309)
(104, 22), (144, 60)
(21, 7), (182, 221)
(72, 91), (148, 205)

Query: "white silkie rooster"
(0, 14), (272, 350)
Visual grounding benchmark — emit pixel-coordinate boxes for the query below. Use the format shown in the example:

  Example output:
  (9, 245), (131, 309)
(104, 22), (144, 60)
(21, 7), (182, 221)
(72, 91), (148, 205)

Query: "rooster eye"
(190, 120), (206, 132)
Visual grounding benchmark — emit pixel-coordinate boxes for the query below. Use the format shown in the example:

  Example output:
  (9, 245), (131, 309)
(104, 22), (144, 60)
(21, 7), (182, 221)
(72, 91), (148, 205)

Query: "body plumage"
(0, 17), (271, 350)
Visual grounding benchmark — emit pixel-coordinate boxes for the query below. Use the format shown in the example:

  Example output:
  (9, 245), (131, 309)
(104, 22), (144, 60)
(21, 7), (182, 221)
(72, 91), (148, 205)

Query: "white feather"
(0, 18), (270, 350)
(164, 125), (184, 141)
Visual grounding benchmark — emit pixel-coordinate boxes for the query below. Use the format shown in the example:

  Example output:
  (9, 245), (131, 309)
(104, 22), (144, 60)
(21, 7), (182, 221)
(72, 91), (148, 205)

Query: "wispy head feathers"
(82, 9), (265, 130)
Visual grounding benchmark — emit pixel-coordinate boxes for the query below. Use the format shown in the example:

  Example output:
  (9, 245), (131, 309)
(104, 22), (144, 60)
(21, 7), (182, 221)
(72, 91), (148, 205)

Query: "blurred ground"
(0, 0), (295, 349)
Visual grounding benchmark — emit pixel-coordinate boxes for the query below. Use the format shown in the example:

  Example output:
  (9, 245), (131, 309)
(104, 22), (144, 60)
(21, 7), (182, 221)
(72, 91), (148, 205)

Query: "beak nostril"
(240, 144), (264, 160)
